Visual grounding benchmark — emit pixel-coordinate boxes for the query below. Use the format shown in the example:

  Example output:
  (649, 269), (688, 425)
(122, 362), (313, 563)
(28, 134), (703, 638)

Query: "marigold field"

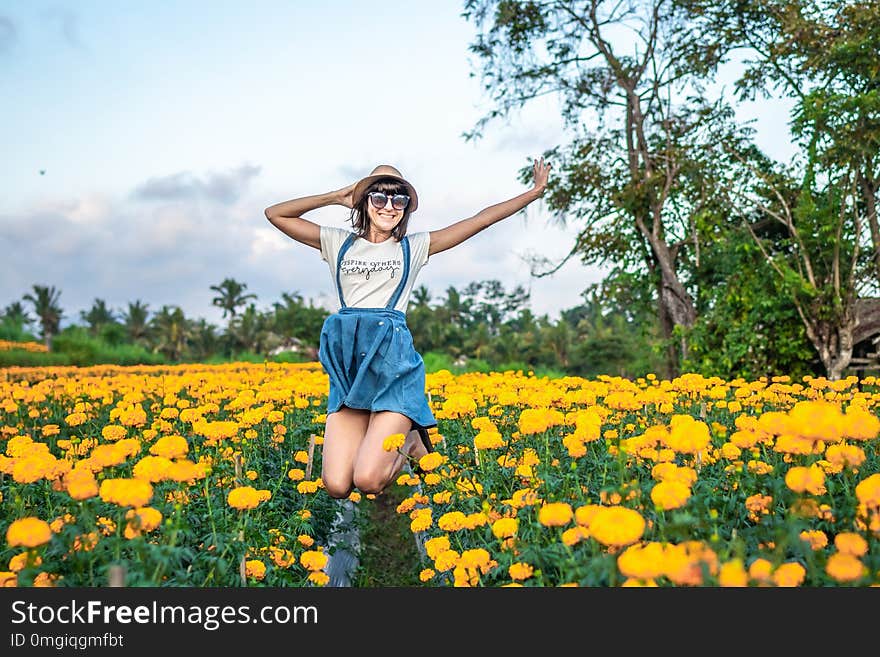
(1, 362), (879, 587)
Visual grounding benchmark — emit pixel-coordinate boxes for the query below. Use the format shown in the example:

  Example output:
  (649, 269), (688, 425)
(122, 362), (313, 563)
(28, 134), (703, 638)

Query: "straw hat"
(351, 164), (418, 213)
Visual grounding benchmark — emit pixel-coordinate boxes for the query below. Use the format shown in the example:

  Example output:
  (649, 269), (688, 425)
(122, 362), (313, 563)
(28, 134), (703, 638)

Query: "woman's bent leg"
(322, 407), (370, 499)
(352, 411), (420, 495)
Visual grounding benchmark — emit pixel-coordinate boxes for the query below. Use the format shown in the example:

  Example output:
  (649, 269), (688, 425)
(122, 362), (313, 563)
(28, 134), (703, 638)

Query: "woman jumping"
(264, 158), (550, 498)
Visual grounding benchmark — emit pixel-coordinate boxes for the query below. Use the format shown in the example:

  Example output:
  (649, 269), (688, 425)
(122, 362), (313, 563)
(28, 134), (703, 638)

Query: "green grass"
(353, 483), (424, 587)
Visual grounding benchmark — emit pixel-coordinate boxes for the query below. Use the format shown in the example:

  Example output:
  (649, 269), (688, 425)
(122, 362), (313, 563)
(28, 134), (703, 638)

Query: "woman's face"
(365, 187), (407, 234)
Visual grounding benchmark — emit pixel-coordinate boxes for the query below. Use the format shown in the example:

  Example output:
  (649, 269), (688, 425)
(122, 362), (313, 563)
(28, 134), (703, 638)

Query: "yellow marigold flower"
(410, 508), (433, 533)
(785, 464), (826, 495)
(617, 542), (665, 580)
(297, 534), (315, 548)
(438, 511), (468, 531)
(663, 541), (718, 586)
(538, 502), (573, 527)
(440, 394), (477, 418)
(101, 425), (126, 442)
(718, 559), (749, 587)
(382, 433), (406, 452)
(296, 480), (320, 494)
(474, 430), (504, 450)
(825, 552), (866, 583)
(99, 478), (153, 508)
(855, 473), (880, 508)
(799, 529), (828, 551)
(650, 481), (691, 511)
(119, 405), (147, 427)
(9, 553), (41, 572)
(6, 518), (53, 548)
(41, 424), (60, 437)
(124, 507), (163, 539)
(419, 568), (435, 582)
(666, 416), (711, 454)
(825, 444), (866, 469)
(0, 572), (17, 587)
(32, 572), (59, 587)
(788, 400), (843, 442)
(418, 452), (444, 472)
(589, 506), (646, 547)
(308, 571), (330, 586)
(64, 468), (98, 501)
(572, 504), (601, 528)
(300, 549), (328, 572)
(561, 526), (589, 547)
(434, 549), (460, 573)
(424, 536), (451, 560)
(65, 412), (87, 427)
(149, 434), (189, 459)
(491, 517), (518, 540)
(299, 510), (312, 520)
(245, 560), (266, 580)
(772, 562), (806, 587)
(167, 459), (206, 483)
(842, 408), (880, 441)
(132, 455), (173, 483)
(293, 450), (309, 464)
(227, 486), (270, 510)
(508, 562), (534, 581)
(287, 468), (305, 481)
(834, 532), (868, 557)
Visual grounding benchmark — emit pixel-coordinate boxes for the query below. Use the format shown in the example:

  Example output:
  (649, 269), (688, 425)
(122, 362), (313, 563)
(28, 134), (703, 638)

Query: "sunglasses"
(367, 191), (410, 211)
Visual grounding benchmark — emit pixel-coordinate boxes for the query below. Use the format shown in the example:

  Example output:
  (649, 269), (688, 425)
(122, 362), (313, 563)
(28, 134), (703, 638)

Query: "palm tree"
(210, 278), (257, 320)
(22, 285), (63, 350)
(80, 298), (117, 336)
(2, 301), (32, 328)
(122, 300), (151, 345)
(150, 305), (190, 361)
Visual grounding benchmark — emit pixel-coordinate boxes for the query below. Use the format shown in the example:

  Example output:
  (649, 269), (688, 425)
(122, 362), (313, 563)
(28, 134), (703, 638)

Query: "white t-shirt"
(319, 226), (431, 313)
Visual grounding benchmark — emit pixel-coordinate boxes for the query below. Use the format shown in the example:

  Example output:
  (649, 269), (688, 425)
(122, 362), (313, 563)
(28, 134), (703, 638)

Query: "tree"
(22, 285), (63, 350)
(122, 300), (151, 346)
(80, 298), (118, 337)
(150, 305), (190, 361)
(462, 0), (749, 376)
(210, 278), (257, 320)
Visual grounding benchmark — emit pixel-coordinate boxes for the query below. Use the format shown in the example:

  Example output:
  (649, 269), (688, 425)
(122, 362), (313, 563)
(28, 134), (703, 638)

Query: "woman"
(264, 158), (550, 498)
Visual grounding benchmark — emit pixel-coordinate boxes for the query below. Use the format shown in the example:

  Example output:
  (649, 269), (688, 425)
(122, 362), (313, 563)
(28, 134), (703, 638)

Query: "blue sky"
(1, 1), (796, 329)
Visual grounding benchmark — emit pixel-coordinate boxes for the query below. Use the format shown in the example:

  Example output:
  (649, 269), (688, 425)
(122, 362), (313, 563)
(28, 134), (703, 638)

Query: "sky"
(0, 1), (797, 329)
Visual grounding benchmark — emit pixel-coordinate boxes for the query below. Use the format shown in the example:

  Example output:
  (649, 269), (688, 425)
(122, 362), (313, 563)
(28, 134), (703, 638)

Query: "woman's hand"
(532, 156), (551, 195)
(336, 182), (357, 209)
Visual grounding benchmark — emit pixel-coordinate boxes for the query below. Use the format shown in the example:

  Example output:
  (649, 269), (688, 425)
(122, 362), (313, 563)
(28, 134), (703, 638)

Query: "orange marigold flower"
(650, 480), (691, 511)
(99, 478), (153, 507)
(227, 486), (270, 510)
(300, 549), (328, 572)
(589, 506), (646, 547)
(6, 518), (53, 548)
(508, 562), (534, 581)
(718, 559), (749, 587)
(855, 473), (880, 508)
(537, 502), (573, 527)
(772, 562), (806, 587)
(245, 560), (266, 580)
(149, 434), (189, 459)
(834, 532), (868, 557)
(826, 552), (867, 583)
(799, 529), (828, 551)
(491, 517), (518, 540)
(785, 464), (826, 495)
(382, 433), (406, 452)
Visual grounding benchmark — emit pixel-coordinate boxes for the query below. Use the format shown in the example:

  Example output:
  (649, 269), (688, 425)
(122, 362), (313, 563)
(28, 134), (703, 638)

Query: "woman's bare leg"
(322, 407), (370, 499)
(352, 412), (425, 494)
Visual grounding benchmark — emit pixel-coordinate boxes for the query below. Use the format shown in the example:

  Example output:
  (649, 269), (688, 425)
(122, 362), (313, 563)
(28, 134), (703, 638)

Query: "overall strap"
(335, 233), (357, 309)
(385, 236), (411, 310)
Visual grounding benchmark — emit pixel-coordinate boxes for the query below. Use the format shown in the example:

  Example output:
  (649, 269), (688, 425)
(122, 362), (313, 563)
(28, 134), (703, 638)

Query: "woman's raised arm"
(264, 183), (355, 250)
(428, 157), (550, 256)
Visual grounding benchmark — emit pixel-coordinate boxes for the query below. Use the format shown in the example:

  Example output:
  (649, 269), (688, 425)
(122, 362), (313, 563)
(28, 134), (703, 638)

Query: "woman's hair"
(349, 178), (413, 241)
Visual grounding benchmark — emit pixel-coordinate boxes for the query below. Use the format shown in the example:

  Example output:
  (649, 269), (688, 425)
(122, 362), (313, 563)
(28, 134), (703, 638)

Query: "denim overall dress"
(318, 233), (437, 430)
